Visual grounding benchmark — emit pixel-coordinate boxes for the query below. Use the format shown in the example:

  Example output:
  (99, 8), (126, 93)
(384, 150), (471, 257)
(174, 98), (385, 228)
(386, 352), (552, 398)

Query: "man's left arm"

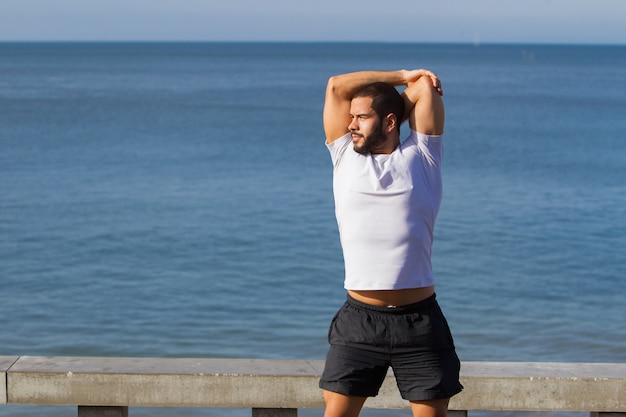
(402, 74), (445, 136)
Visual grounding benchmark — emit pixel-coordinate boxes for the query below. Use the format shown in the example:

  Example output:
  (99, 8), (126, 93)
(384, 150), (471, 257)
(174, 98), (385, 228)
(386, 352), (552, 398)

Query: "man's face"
(349, 96), (387, 155)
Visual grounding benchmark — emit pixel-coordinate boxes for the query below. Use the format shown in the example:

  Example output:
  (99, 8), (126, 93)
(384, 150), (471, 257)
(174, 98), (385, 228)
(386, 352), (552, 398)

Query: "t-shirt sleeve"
(326, 132), (352, 169)
(405, 129), (443, 168)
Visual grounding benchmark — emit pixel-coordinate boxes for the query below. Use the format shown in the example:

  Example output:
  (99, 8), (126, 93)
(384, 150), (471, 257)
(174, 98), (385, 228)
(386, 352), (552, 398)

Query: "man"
(319, 69), (463, 417)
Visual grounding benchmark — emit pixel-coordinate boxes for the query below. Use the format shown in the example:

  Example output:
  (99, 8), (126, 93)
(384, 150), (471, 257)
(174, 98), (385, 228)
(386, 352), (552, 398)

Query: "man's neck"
(371, 136), (400, 155)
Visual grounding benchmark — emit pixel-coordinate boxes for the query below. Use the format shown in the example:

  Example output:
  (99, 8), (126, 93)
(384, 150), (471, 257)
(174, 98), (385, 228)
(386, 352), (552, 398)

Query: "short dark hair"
(353, 82), (404, 133)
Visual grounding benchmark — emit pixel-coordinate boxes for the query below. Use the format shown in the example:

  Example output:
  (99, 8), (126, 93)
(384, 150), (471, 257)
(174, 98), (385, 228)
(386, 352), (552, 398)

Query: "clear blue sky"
(2, 0), (625, 44)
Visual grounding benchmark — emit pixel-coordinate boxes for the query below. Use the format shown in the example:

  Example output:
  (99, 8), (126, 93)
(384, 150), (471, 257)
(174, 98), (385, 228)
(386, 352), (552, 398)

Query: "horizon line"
(1, 39), (625, 47)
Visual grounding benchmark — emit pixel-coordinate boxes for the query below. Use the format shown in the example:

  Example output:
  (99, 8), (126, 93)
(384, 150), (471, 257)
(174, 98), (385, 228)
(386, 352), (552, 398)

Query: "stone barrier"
(2, 356), (625, 417)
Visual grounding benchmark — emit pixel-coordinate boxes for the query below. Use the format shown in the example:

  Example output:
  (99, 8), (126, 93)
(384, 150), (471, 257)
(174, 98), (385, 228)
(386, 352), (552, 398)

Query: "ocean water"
(1, 42), (625, 416)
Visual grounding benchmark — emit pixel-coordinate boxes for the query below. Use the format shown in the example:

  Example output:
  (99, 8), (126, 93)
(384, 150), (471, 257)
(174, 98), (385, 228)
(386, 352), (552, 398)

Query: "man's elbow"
(326, 76), (340, 96)
(326, 75), (352, 100)
(414, 75), (440, 98)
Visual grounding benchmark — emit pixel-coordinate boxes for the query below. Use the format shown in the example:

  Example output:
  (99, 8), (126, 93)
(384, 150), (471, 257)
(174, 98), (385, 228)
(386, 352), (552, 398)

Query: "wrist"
(399, 69), (409, 85)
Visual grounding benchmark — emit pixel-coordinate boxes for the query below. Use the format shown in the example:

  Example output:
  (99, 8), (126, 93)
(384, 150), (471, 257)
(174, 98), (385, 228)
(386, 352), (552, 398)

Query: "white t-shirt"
(327, 130), (443, 290)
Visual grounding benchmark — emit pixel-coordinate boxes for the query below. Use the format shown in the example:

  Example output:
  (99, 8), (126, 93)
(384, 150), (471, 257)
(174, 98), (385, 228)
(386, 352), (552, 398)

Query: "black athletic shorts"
(319, 294), (463, 401)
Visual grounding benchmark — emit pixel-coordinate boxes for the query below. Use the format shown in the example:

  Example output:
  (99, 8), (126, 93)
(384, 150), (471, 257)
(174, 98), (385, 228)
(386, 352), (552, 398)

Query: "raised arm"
(401, 74), (445, 136)
(323, 69), (442, 143)
(323, 70), (409, 143)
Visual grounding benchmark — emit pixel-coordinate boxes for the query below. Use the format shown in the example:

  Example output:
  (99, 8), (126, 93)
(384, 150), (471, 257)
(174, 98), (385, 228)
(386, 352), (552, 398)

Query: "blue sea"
(1, 42), (625, 416)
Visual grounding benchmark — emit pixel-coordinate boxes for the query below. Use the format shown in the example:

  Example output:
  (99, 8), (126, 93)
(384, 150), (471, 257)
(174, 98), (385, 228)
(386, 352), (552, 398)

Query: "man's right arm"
(323, 70), (409, 144)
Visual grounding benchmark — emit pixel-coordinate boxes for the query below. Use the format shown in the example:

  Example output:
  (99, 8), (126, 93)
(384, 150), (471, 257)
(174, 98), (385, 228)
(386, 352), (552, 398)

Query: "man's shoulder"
(400, 130), (443, 168)
(326, 133), (354, 167)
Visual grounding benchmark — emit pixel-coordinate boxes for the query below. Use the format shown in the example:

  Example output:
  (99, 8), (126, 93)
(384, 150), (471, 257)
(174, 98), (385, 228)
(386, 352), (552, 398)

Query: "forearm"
(327, 70), (409, 101)
(402, 81), (422, 122)
(402, 76), (445, 135)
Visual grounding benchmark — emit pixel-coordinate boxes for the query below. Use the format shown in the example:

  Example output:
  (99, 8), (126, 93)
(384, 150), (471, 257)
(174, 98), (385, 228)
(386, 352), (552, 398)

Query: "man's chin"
(352, 137), (368, 154)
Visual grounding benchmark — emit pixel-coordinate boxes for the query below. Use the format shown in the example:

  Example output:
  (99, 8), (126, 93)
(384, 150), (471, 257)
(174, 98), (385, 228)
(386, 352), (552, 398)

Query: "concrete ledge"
(8, 357), (326, 408)
(1, 357), (19, 404)
(5, 357), (626, 412)
(454, 362), (626, 412)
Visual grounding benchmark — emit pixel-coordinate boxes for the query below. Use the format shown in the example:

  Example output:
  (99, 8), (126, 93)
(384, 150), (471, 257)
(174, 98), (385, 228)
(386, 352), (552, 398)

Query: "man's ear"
(385, 113), (397, 133)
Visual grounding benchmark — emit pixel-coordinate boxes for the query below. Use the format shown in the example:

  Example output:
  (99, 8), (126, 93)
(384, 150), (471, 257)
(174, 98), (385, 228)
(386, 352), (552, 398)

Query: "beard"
(352, 122), (387, 155)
